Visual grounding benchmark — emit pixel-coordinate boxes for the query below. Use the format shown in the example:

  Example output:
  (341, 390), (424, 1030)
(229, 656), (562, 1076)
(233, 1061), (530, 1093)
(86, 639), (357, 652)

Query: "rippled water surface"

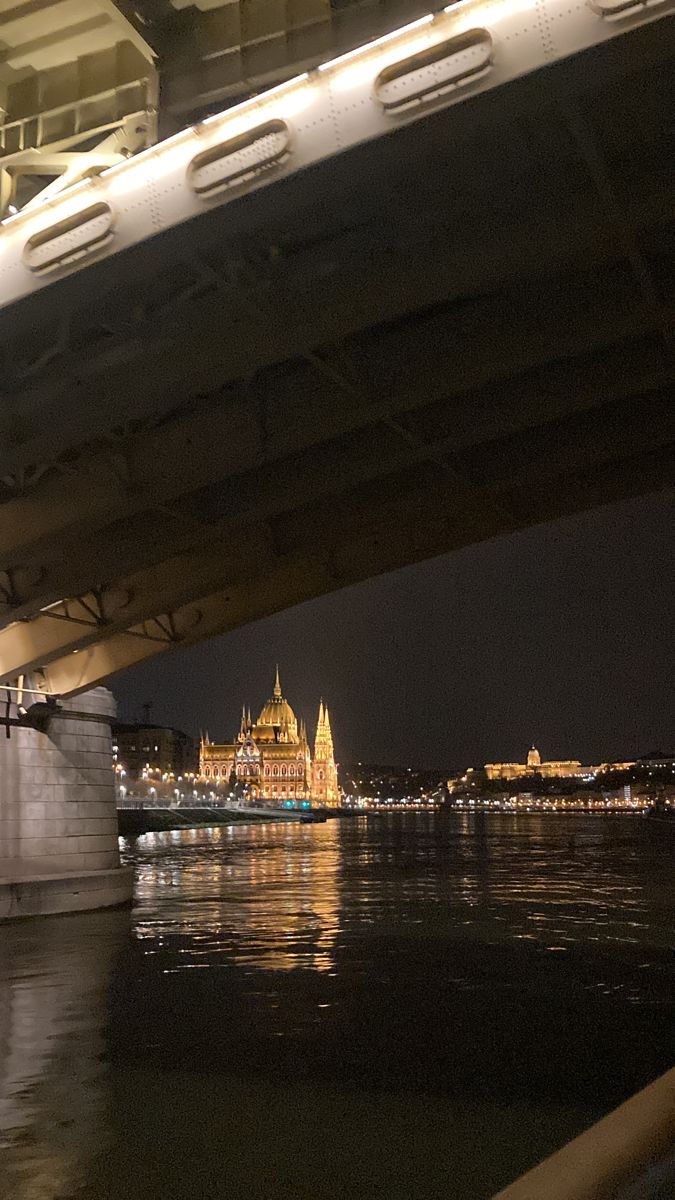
(1, 814), (674, 1199)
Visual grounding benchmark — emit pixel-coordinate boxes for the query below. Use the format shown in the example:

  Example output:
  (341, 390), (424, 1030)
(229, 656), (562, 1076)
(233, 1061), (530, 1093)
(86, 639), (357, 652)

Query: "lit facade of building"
(450, 744), (639, 793)
(312, 703), (339, 806)
(199, 668), (340, 807)
(112, 723), (198, 778)
(483, 745), (583, 781)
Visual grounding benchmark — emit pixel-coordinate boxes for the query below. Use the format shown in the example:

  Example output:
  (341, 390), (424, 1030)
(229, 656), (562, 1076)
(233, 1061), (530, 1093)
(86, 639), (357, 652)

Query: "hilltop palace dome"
(526, 745), (542, 769)
(199, 667), (340, 807)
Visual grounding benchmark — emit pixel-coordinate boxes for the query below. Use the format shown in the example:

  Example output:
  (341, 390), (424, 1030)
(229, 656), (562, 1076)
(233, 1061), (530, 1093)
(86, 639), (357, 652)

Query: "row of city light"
(115, 762), (673, 810)
(450, 795), (670, 808)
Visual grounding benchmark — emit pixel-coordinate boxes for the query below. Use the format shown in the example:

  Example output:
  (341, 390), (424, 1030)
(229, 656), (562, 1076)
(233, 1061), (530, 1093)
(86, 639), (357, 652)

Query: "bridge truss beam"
(0, 211), (674, 583)
(0, 0), (673, 309)
(1, 370), (673, 694)
(0, 307), (673, 632)
(22, 431), (675, 698)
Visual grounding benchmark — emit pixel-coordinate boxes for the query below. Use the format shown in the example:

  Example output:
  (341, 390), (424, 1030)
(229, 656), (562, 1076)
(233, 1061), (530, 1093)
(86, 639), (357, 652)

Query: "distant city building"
(443, 743), (675, 813)
(113, 723), (199, 778)
(199, 667), (340, 807)
(636, 751), (675, 770)
(449, 743), (639, 795)
(483, 745), (582, 781)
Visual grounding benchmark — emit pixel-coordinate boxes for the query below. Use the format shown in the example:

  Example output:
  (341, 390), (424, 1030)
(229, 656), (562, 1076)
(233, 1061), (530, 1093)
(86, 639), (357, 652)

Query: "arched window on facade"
(289, 766), (295, 777)
(205, 767), (211, 778)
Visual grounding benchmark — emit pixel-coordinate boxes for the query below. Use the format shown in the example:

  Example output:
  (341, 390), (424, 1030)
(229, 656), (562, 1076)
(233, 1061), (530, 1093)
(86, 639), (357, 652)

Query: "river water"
(1, 813), (673, 1199)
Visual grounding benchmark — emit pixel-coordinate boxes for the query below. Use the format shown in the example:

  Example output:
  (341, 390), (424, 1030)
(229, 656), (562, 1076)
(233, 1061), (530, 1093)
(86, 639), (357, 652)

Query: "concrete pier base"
(0, 861), (133, 919)
(0, 686), (133, 919)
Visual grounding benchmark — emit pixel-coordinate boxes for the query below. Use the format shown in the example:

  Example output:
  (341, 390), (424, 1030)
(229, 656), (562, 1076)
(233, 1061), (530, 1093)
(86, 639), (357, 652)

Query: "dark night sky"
(112, 489), (675, 771)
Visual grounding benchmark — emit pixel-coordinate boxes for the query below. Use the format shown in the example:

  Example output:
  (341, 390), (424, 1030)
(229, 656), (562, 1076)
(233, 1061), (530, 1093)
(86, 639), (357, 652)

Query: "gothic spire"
(273, 664), (282, 698)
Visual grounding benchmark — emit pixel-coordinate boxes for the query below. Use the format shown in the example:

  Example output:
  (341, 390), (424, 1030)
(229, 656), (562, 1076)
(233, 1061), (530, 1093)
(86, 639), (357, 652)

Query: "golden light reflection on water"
(2, 815), (674, 1200)
(122, 813), (675, 982)
(130, 821), (343, 973)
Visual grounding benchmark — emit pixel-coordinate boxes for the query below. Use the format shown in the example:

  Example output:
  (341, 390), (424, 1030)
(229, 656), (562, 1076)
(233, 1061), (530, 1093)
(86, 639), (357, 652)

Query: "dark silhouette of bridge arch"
(0, 16), (674, 696)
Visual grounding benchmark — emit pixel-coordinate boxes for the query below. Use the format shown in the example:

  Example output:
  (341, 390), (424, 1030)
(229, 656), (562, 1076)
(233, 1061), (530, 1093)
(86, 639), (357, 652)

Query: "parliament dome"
(254, 667), (298, 741)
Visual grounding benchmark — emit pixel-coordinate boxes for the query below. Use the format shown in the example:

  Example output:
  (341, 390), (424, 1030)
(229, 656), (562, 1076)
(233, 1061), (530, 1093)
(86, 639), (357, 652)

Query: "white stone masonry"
(0, 686), (133, 918)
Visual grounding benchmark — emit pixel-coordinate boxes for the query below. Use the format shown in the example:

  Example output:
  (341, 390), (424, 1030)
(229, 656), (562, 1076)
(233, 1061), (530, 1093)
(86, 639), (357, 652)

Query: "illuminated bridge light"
(188, 120), (292, 200)
(317, 15), (435, 91)
(588, 0), (667, 18)
(201, 72), (314, 129)
(22, 202), (114, 274)
(375, 29), (494, 113)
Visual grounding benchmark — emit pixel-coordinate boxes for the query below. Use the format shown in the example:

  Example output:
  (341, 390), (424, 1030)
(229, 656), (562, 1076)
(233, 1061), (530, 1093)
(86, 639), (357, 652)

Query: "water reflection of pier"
(0, 911), (128, 1200)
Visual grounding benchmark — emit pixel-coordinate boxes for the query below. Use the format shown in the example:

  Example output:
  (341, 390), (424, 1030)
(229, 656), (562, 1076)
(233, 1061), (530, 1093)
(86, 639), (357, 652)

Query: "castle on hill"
(199, 667), (340, 807)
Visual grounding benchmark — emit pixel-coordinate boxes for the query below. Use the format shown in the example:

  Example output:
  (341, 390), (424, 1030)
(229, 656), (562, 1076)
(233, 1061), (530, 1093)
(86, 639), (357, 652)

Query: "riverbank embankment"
(117, 806), (299, 835)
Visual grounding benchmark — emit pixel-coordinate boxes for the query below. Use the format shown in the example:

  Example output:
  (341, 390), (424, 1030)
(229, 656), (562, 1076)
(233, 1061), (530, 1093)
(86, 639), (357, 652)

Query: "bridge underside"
(0, 21), (674, 695)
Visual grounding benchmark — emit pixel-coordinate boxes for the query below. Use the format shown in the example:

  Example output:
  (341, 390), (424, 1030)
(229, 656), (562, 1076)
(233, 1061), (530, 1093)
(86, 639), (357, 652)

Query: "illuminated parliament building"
(199, 668), (340, 807)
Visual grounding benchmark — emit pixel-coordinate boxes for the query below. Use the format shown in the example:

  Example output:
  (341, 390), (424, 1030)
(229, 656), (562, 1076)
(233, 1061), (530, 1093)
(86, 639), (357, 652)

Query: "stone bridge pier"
(0, 686), (132, 919)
